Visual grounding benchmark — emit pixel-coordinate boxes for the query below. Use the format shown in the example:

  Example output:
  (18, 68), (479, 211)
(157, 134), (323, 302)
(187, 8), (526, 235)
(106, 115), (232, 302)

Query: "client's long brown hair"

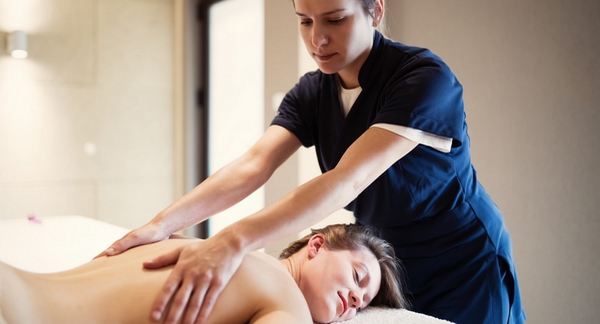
(279, 223), (410, 310)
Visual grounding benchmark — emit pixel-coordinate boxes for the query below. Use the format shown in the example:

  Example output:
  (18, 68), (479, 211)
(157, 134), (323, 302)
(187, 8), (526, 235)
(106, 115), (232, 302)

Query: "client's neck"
(280, 249), (305, 286)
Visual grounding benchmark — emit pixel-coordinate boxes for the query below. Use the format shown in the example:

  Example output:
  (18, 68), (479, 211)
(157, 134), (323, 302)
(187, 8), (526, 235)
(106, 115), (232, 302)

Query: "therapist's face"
(294, 0), (380, 78)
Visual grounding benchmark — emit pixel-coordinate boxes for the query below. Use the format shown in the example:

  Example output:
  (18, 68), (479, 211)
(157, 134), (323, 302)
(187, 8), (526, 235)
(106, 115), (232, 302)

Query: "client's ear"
(307, 234), (326, 259)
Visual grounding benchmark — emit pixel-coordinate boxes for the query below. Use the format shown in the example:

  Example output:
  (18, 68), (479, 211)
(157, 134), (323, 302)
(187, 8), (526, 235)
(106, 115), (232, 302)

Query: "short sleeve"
(373, 54), (465, 147)
(271, 73), (319, 148)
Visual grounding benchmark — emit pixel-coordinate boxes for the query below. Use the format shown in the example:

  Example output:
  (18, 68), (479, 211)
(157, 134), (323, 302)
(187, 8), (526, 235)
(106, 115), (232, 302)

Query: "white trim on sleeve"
(371, 123), (452, 153)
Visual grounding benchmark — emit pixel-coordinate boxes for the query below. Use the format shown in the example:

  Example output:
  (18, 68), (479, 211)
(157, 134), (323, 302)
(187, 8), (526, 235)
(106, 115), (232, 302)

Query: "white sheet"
(343, 307), (454, 323)
(0, 215), (129, 273)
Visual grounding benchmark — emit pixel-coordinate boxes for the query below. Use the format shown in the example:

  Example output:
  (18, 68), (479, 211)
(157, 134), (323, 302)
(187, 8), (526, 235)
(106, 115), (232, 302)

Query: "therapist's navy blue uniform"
(272, 31), (525, 323)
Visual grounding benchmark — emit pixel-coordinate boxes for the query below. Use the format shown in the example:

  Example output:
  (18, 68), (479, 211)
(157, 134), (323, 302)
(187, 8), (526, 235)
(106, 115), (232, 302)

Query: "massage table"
(0, 215), (453, 323)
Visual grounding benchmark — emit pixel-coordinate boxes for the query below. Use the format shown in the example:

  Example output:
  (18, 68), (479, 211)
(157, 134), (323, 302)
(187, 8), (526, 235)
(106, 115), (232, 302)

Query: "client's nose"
(349, 291), (363, 309)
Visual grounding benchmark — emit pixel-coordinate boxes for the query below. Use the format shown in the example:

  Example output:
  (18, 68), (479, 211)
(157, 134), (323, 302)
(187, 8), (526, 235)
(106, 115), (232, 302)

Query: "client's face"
(299, 246), (381, 323)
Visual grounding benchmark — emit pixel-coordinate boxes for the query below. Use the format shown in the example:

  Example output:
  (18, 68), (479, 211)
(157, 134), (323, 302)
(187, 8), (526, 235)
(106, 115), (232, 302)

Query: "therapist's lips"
(338, 292), (348, 315)
(314, 53), (336, 61)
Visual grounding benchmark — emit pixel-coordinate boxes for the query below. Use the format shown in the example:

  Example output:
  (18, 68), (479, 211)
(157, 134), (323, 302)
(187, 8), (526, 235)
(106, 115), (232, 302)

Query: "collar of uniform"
(357, 30), (385, 90)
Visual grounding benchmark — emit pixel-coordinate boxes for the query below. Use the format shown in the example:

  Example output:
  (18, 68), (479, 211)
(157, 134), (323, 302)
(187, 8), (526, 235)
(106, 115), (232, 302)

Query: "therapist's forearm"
(220, 127), (418, 255)
(223, 170), (355, 254)
(149, 126), (301, 236)
(151, 155), (273, 235)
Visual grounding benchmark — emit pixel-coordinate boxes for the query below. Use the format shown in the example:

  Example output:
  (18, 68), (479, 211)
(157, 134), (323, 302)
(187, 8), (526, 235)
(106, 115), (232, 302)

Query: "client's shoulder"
(232, 252), (312, 323)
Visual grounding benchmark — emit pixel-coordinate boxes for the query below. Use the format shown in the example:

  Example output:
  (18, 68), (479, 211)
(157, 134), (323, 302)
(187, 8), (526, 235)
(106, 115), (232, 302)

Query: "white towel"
(342, 307), (454, 324)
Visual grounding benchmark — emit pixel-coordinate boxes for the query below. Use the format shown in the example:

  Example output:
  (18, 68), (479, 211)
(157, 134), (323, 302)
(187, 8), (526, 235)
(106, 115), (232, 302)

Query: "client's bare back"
(0, 239), (311, 324)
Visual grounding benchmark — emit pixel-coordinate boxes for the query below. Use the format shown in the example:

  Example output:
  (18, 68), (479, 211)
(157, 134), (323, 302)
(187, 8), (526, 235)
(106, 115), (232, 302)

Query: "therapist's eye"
(329, 18), (345, 24)
(300, 19), (312, 26)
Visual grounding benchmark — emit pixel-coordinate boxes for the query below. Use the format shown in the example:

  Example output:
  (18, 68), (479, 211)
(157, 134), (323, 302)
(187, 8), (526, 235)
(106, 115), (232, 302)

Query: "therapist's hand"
(94, 222), (169, 259)
(143, 235), (245, 324)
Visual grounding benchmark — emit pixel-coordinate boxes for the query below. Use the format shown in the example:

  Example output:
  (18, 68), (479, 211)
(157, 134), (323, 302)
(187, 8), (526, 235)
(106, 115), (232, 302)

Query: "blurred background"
(0, 0), (598, 323)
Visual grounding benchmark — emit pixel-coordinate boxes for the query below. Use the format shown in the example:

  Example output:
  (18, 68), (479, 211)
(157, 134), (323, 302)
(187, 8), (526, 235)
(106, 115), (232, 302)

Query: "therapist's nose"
(311, 23), (329, 48)
(349, 291), (364, 309)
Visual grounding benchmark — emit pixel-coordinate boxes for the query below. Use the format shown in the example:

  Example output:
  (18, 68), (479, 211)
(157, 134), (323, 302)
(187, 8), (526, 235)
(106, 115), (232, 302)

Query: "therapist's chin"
(316, 66), (340, 75)
(312, 60), (341, 75)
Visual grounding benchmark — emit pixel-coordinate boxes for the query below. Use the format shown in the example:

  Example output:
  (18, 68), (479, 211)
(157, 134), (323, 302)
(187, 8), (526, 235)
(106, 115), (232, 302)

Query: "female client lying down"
(0, 224), (408, 324)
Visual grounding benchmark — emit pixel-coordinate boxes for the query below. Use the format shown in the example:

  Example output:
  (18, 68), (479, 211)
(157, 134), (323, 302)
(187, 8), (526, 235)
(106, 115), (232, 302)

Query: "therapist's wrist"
(148, 212), (176, 238)
(215, 225), (251, 255)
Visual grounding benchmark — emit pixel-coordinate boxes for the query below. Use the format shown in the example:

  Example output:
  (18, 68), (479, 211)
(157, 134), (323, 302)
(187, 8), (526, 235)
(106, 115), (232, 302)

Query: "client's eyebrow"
(295, 8), (347, 17)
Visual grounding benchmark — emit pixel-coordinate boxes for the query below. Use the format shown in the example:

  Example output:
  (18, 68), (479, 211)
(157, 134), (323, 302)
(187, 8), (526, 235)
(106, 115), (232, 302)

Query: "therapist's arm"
(97, 125), (302, 258)
(145, 126), (418, 324)
(232, 126), (418, 252)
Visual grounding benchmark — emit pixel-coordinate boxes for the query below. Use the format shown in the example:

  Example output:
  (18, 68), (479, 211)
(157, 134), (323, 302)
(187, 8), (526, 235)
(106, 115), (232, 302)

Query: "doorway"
(197, 0), (265, 237)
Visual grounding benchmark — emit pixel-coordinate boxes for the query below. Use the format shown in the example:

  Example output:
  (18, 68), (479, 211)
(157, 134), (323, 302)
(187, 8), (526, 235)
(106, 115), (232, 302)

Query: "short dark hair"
(279, 223), (410, 309)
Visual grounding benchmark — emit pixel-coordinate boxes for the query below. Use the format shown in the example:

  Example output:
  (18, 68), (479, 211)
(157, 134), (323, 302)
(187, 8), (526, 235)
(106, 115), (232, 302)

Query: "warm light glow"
(11, 49), (28, 59)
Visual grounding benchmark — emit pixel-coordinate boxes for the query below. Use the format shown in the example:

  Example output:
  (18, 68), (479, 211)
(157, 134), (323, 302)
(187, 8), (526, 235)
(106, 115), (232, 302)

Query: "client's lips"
(338, 292), (348, 315)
